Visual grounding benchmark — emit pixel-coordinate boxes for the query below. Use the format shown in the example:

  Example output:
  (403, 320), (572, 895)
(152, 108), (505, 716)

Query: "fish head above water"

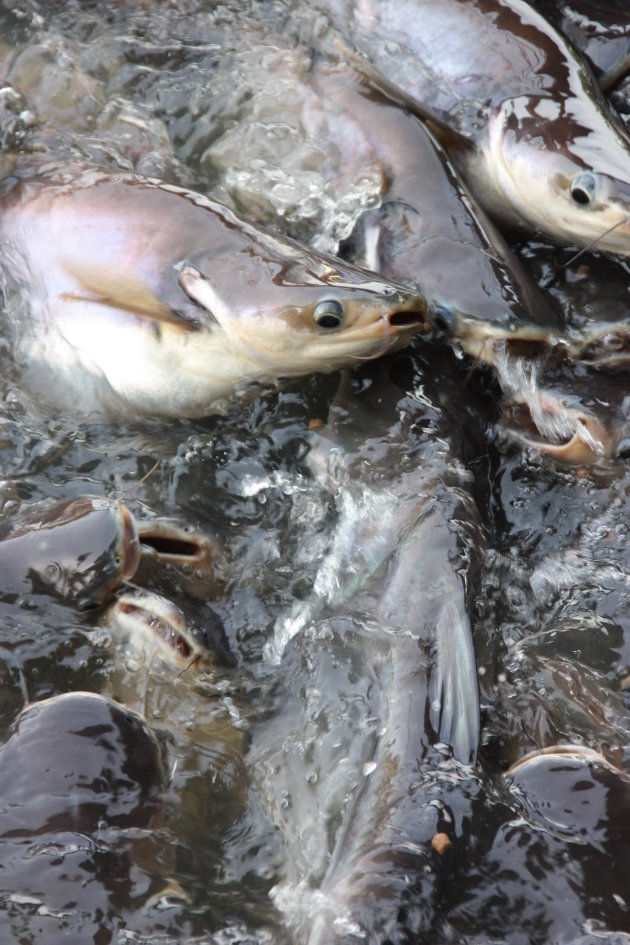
(106, 588), (233, 670)
(177, 248), (428, 378)
(0, 162), (428, 416)
(480, 91), (630, 255)
(0, 495), (141, 607)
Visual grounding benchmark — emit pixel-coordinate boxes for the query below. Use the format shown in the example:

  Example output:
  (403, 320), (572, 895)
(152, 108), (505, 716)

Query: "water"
(0, 1), (630, 943)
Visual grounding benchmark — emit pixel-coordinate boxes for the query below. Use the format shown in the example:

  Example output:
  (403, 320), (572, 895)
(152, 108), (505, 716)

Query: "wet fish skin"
(531, 0), (630, 92)
(0, 160), (428, 418)
(320, 0), (630, 257)
(0, 691), (165, 836)
(315, 61), (562, 359)
(266, 358), (483, 943)
(0, 495), (140, 608)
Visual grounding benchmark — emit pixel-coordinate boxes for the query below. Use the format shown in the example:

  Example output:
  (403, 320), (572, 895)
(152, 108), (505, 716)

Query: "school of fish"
(0, 1), (629, 943)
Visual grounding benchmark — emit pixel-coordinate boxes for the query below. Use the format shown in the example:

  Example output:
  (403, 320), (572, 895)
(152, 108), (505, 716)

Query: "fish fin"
(61, 258), (199, 332)
(330, 32), (473, 154)
(431, 593), (480, 765)
(178, 265), (230, 325)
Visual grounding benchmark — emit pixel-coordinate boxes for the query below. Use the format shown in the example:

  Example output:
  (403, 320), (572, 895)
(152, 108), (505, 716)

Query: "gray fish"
(531, 1), (630, 92)
(0, 690), (166, 940)
(313, 61), (562, 361)
(504, 745), (630, 846)
(263, 358), (482, 943)
(0, 159), (428, 418)
(317, 0), (630, 258)
(0, 691), (165, 836)
(0, 493), (225, 608)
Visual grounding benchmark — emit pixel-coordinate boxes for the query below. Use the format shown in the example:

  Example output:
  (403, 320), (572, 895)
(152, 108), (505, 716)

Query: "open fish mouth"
(387, 307), (428, 332)
(501, 398), (610, 465)
(136, 520), (215, 569)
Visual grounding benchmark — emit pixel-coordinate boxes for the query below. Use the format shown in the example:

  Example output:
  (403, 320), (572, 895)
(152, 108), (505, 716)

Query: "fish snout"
(384, 291), (429, 336)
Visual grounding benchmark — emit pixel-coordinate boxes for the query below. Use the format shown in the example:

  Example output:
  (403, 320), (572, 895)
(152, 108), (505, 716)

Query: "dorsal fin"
(330, 32), (473, 154)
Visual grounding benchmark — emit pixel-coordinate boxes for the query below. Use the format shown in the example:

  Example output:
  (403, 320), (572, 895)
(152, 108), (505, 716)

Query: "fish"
(531, 0), (630, 92)
(504, 744), (630, 846)
(106, 587), (234, 670)
(0, 494), (140, 608)
(0, 690), (166, 939)
(0, 159), (428, 418)
(262, 354), (483, 943)
(0, 492), (227, 609)
(0, 691), (165, 836)
(312, 61), (562, 362)
(498, 360), (630, 464)
(316, 0), (630, 258)
(101, 588), (247, 821)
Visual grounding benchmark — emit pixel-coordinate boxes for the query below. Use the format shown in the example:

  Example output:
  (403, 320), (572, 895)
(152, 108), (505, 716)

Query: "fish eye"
(313, 299), (345, 329)
(570, 172), (597, 206)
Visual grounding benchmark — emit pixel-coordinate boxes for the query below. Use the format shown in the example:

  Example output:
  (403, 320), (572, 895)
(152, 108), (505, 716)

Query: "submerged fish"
(262, 354), (483, 943)
(0, 691), (165, 836)
(0, 160), (427, 418)
(317, 0), (630, 257)
(499, 360), (630, 464)
(0, 690), (167, 939)
(505, 745), (630, 844)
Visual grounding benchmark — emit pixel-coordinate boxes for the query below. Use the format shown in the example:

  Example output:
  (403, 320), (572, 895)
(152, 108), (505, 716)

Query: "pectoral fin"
(431, 593), (480, 765)
(61, 259), (199, 332)
(178, 265), (229, 325)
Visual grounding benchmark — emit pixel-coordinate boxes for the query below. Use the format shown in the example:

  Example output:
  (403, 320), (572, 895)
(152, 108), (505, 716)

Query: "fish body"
(0, 160), (427, 418)
(532, 0), (630, 92)
(264, 358), (482, 943)
(320, 0), (630, 256)
(315, 63), (561, 358)
(0, 691), (165, 836)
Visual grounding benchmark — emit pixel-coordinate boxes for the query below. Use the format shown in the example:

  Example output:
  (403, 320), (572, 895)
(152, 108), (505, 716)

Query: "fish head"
(177, 245), (428, 377)
(484, 93), (630, 255)
(107, 589), (232, 670)
(6, 496), (141, 607)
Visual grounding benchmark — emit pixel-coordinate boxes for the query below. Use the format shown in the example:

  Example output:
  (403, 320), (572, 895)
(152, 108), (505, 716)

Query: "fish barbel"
(0, 160), (427, 418)
(318, 0), (630, 257)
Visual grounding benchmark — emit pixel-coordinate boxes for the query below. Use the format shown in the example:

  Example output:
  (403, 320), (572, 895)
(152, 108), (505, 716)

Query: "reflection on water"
(0, 1), (630, 943)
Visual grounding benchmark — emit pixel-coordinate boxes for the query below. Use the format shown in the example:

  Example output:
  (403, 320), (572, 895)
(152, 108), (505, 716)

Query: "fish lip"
(135, 520), (214, 568)
(119, 504), (141, 581)
(387, 307), (428, 333)
(504, 744), (609, 780)
(501, 399), (609, 464)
